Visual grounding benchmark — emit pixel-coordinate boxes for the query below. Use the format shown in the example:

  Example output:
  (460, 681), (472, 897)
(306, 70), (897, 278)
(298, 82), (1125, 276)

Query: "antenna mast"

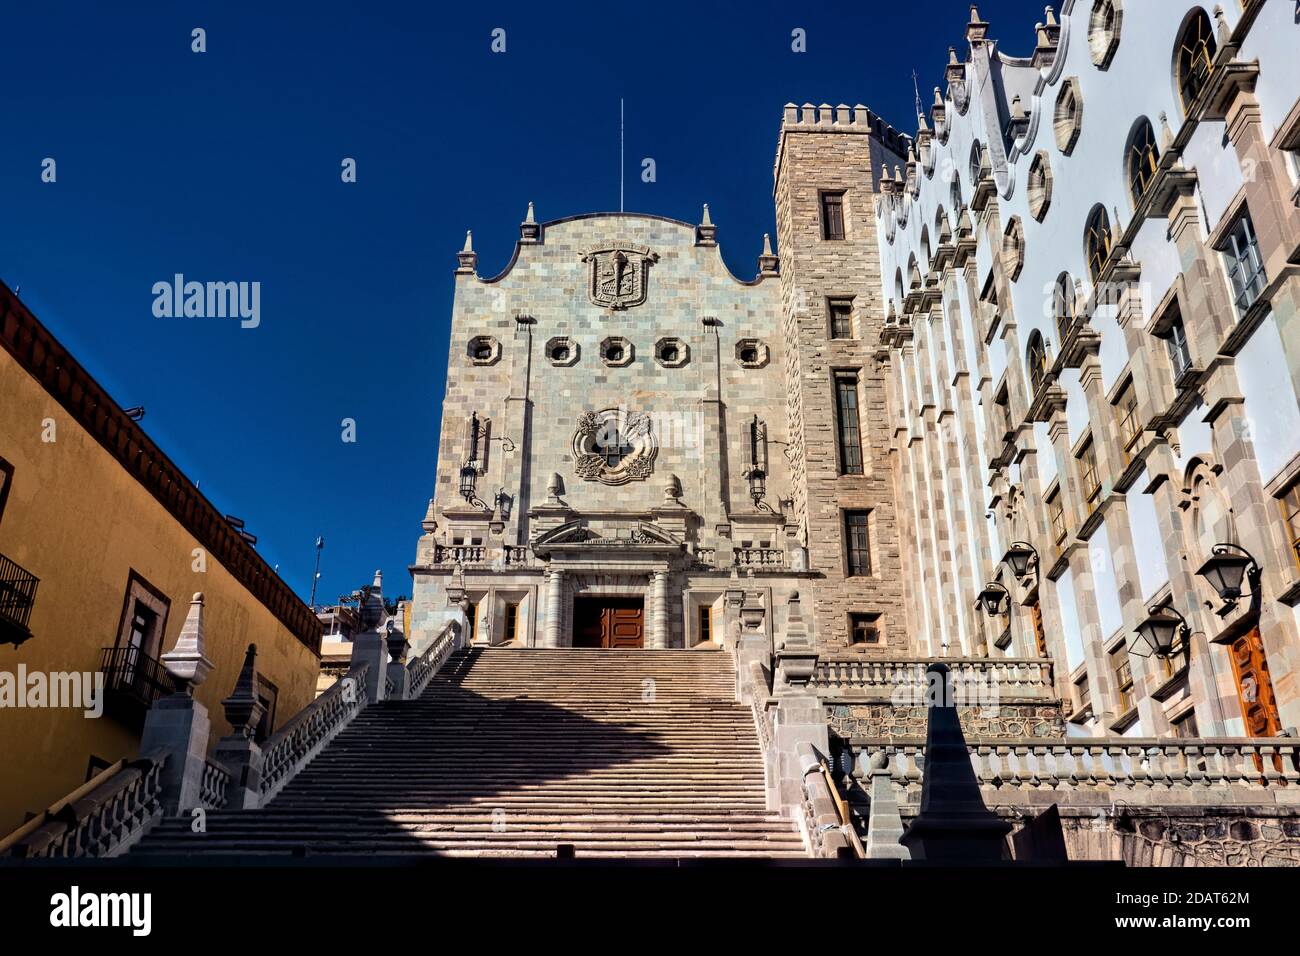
(620, 98), (625, 213)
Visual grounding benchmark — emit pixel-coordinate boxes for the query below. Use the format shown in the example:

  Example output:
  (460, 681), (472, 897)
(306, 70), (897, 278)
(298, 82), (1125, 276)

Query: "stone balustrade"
(407, 620), (460, 698)
(850, 737), (1300, 807)
(259, 661), (372, 802)
(733, 547), (785, 567)
(433, 544), (487, 565)
(0, 757), (166, 859)
(199, 758), (231, 810)
(813, 656), (1055, 702)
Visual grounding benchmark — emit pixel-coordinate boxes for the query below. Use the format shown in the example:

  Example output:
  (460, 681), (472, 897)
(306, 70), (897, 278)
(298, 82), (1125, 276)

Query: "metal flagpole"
(620, 98), (625, 213)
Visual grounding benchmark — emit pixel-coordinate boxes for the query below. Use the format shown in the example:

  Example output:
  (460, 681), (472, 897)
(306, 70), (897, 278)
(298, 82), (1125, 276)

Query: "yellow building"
(0, 282), (321, 833)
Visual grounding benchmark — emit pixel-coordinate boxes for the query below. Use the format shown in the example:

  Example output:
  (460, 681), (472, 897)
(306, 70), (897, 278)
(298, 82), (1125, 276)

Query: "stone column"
(649, 570), (669, 649)
(543, 567), (564, 648)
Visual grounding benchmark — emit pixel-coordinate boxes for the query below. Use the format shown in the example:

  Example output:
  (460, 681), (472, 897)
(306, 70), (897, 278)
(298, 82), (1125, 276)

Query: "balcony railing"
(99, 645), (178, 720)
(0, 553), (39, 645)
(734, 547), (785, 567)
(433, 544), (486, 565)
(812, 657), (1056, 702)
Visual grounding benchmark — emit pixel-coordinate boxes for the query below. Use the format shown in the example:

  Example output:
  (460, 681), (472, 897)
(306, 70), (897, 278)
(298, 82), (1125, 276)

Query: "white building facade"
(877, 0), (1300, 737)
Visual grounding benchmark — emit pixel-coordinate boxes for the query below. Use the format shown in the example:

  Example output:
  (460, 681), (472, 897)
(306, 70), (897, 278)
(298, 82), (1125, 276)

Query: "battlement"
(781, 102), (912, 155)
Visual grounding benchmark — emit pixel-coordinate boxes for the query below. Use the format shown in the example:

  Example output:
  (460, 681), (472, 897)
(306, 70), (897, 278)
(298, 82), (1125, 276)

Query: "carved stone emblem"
(572, 408), (657, 485)
(581, 243), (658, 310)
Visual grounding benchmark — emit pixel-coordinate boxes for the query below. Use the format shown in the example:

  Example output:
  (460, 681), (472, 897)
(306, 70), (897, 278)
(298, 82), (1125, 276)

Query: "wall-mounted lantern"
(1195, 542), (1261, 616)
(1131, 604), (1191, 660)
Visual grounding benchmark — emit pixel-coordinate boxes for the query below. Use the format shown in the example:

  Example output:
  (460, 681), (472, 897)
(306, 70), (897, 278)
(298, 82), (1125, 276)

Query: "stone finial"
(948, 46), (959, 65)
(1011, 95), (1027, 122)
(520, 201), (540, 243)
(546, 471), (567, 505)
(359, 571), (385, 630)
(422, 497), (438, 533)
(1044, 5), (1057, 26)
(385, 619), (408, 663)
(663, 473), (684, 505)
(456, 230), (477, 274)
(1159, 111), (1175, 151)
(757, 233), (779, 277)
(970, 5), (980, 22)
(893, 165), (904, 186)
(161, 592), (214, 692)
(696, 204), (717, 247)
(221, 643), (265, 738)
(934, 87), (944, 107)
(1214, 5), (1230, 45)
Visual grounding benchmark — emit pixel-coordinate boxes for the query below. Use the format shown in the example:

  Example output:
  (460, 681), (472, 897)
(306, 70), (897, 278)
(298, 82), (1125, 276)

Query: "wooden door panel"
(1229, 627), (1281, 737)
(573, 598), (644, 648)
(607, 606), (644, 648)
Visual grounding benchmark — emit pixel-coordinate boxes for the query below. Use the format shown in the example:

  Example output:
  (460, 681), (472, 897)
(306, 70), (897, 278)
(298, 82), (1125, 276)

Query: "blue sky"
(1, 0), (1047, 608)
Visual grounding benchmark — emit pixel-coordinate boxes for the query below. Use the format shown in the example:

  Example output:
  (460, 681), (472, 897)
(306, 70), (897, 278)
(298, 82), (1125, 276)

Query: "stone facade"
(409, 106), (923, 659)
(773, 106), (912, 653)
(410, 211), (816, 652)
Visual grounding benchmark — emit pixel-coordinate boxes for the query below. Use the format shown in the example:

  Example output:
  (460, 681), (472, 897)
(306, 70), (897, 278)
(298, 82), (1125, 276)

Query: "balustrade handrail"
(200, 757), (232, 810)
(407, 620), (460, 698)
(813, 656), (1056, 699)
(850, 736), (1300, 797)
(0, 756), (166, 858)
(258, 660), (371, 801)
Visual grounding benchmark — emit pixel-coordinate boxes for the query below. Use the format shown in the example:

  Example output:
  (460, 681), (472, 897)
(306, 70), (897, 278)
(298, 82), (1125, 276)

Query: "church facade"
(409, 108), (911, 658)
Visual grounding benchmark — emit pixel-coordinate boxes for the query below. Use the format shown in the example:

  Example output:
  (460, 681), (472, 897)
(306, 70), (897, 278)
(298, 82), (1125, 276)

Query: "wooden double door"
(573, 597), (644, 648)
(1228, 627), (1282, 737)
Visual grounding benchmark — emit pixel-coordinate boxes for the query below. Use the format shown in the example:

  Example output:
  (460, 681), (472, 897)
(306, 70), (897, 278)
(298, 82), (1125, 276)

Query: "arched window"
(1085, 205), (1113, 281)
(907, 254), (922, 291)
(1026, 331), (1049, 393)
(969, 141), (986, 184)
(1054, 273), (1077, 342)
(1126, 117), (1160, 203)
(1176, 8), (1216, 115)
(1027, 151), (1053, 221)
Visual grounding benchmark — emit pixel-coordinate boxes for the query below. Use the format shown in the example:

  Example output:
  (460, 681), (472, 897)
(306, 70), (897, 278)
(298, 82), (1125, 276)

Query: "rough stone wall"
(774, 108), (911, 653)
(827, 702), (1064, 740)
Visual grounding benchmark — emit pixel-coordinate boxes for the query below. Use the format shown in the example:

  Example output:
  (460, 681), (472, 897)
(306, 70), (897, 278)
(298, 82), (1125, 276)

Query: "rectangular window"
(504, 602), (520, 644)
(1073, 675), (1091, 717)
(828, 298), (854, 339)
(1163, 314), (1193, 379)
(111, 572), (171, 688)
(849, 612), (881, 645)
(1115, 379), (1141, 463)
(1078, 438), (1101, 513)
(994, 385), (1012, 441)
(1281, 480), (1300, 574)
(844, 511), (871, 577)
(1172, 710), (1199, 738)
(0, 456), (13, 528)
(1160, 623), (1190, 680)
(820, 191), (846, 240)
(1220, 212), (1267, 317)
(1047, 487), (1067, 547)
(1111, 644), (1135, 714)
(835, 373), (864, 475)
(255, 677), (279, 744)
(698, 604), (713, 644)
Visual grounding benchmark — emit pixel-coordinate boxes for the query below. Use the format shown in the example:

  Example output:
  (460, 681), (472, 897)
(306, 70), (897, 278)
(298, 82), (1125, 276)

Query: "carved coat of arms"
(581, 243), (658, 310)
(572, 408), (657, 485)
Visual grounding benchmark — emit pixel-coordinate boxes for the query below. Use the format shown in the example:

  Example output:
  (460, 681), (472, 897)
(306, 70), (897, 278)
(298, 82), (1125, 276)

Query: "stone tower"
(773, 103), (912, 652)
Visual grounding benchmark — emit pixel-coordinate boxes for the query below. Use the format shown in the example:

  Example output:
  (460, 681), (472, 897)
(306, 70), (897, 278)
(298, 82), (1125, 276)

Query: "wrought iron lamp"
(975, 581), (1012, 617)
(1001, 541), (1039, 579)
(1195, 542), (1261, 613)
(1131, 604), (1191, 660)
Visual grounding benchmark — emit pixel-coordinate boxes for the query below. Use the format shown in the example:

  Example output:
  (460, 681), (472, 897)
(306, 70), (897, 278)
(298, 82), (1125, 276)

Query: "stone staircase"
(131, 647), (807, 859)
